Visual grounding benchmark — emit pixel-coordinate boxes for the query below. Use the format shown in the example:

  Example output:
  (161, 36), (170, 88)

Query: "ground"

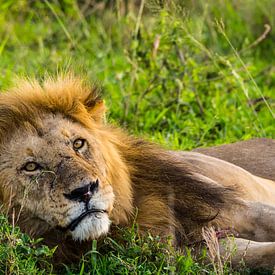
(0, 0), (274, 274)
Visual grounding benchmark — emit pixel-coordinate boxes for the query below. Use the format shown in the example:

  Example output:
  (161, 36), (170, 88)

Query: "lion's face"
(0, 114), (115, 241)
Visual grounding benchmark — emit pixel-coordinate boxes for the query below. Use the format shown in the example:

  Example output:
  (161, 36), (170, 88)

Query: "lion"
(0, 75), (274, 269)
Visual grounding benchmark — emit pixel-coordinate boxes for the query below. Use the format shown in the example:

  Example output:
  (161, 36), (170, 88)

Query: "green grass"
(0, 215), (55, 274)
(0, 0), (274, 273)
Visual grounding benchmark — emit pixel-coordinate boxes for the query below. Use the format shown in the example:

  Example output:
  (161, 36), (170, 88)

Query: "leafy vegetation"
(0, 0), (274, 273)
(0, 215), (55, 274)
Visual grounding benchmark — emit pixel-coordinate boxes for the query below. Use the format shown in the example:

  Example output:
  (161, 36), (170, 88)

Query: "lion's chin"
(70, 213), (111, 241)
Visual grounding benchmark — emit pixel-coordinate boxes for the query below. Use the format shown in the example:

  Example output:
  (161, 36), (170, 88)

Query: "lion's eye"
(23, 162), (40, 172)
(73, 138), (86, 150)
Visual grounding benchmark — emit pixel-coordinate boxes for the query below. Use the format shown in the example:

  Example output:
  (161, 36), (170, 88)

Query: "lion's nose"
(64, 179), (99, 203)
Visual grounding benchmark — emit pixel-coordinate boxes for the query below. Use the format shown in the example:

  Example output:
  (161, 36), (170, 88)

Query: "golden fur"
(0, 76), (275, 268)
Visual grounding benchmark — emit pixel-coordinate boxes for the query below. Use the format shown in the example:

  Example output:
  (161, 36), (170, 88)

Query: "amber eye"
(23, 162), (40, 172)
(73, 138), (86, 150)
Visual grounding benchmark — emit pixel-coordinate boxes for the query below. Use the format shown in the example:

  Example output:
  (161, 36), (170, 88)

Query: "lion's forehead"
(5, 115), (89, 157)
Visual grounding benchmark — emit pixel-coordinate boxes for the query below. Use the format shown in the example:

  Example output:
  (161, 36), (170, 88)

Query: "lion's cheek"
(12, 198), (60, 231)
(107, 204), (113, 214)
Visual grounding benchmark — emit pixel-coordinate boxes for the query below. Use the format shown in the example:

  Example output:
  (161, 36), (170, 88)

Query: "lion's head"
(0, 76), (133, 242)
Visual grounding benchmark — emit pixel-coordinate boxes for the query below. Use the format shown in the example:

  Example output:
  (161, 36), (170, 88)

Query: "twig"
(134, 0), (145, 40)
(239, 24), (271, 54)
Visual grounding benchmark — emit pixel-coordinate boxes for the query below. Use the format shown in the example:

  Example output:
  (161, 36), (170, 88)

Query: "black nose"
(64, 179), (99, 203)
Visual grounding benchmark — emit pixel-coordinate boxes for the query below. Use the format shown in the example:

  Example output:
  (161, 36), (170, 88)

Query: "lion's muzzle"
(58, 179), (113, 240)
(64, 179), (99, 203)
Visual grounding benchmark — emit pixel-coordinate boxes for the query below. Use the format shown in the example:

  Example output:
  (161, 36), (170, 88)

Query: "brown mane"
(0, 76), (102, 142)
(0, 75), (240, 262)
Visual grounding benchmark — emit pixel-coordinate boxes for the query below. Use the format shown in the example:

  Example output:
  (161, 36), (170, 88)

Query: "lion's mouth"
(61, 209), (107, 232)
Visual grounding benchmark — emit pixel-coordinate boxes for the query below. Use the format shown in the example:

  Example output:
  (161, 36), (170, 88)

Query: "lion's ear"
(82, 88), (106, 123)
(88, 99), (106, 123)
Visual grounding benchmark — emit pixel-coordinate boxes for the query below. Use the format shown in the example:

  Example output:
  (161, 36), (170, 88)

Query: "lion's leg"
(225, 201), (275, 242)
(219, 237), (275, 269)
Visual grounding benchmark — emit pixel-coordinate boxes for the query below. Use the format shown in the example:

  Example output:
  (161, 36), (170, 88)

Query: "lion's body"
(194, 138), (275, 181)
(178, 151), (275, 204)
(0, 76), (274, 268)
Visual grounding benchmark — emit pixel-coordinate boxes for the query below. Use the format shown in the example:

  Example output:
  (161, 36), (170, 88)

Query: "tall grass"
(0, 0), (274, 273)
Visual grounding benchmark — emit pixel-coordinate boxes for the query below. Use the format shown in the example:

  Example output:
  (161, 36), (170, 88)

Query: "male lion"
(0, 76), (274, 269)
